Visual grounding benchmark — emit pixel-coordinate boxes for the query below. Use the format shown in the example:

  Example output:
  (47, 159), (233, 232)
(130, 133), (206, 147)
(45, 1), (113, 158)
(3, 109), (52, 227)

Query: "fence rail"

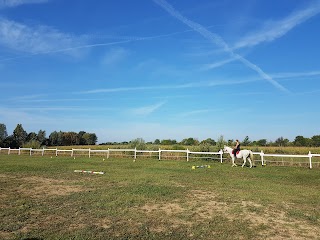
(0, 147), (319, 169)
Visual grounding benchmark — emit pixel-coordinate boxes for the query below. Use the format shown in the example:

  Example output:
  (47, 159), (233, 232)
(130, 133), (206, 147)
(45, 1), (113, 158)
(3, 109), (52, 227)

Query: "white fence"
(1, 147), (319, 169)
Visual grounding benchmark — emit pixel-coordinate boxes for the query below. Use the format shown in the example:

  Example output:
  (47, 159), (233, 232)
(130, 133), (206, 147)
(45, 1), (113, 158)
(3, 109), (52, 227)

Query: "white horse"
(223, 146), (254, 168)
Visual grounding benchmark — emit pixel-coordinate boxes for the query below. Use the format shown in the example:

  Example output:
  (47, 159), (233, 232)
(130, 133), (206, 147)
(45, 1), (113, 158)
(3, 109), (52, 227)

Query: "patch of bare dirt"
(0, 231), (13, 240)
(137, 189), (319, 239)
(17, 176), (84, 197)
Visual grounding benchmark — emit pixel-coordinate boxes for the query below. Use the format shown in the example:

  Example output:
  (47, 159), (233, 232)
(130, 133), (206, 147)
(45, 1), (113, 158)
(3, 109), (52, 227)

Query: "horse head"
(222, 145), (228, 152)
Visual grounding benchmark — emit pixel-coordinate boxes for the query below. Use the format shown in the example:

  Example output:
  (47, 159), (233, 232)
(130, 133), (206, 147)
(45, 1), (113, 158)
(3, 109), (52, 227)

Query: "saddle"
(232, 149), (240, 155)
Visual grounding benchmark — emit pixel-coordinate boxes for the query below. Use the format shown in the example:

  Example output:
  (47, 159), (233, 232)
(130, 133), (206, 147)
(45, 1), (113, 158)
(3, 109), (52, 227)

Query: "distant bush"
(23, 140), (41, 149)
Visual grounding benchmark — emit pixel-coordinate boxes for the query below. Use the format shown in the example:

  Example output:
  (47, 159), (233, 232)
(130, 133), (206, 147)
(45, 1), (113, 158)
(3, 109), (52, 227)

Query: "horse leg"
(242, 157), (246, 168)
(232, 156), (237, 167)
(248, 158), (252, 168)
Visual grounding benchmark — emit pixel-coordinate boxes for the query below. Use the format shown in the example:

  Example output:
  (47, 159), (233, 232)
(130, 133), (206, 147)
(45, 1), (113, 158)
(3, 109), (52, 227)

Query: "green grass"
(0, 154), (320, 239)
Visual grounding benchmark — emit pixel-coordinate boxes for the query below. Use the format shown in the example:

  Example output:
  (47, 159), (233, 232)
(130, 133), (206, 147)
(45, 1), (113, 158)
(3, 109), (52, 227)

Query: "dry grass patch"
(15, 175), (84, 197)
(137, 189), (319, 239)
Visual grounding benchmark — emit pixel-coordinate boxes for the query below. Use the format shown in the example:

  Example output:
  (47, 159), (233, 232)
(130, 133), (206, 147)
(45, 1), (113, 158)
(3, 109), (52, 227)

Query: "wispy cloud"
(101, 47), (130, 66)
(130, 102), (166, 116)
(0, 0), (48, 9)
(201, 57), (237, 70)
(76, 78), (257, 94)
(9, 94), (48, 101)
(0, 18), (86, 58)
(0, 25), (194, 62)
(271, 70), (320, 79)
(153, 0), (289, 93)
(234, 1), (320, 49)
(177, 109), (214, 118)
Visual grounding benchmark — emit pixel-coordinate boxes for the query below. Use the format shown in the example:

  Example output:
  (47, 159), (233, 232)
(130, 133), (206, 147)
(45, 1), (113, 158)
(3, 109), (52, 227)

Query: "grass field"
(1, 155), (320, 240)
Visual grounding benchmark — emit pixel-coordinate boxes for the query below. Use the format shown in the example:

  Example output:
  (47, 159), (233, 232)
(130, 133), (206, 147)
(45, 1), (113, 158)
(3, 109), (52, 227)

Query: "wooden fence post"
(308, 151), (312, 169)
(261, 150), (264, 166)
(187, 149), (189, 162)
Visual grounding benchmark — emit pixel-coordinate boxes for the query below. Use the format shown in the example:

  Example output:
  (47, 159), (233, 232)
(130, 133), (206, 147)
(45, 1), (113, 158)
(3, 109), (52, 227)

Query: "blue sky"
(1, 0), (320, 143)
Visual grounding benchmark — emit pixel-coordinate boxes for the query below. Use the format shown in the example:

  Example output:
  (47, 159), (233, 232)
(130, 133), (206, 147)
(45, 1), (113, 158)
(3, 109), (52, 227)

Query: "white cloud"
(0, 0), (48, 8)
(201, 57), (237, 70)
(272, 70), (320, 79)
(0, 18), (86, 57)
(153, 0), (289, 93)
(101, 47), (129, 66)
(234, 1), (320, 49)
(76, 77), (260, 95)
(129, 102), (166, 116)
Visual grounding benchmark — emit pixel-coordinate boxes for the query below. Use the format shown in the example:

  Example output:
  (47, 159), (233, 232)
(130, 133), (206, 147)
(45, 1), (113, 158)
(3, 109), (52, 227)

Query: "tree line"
(107, 135), (320, 148)
(0, 123), (97, 148)
(1, 123), (320, 149)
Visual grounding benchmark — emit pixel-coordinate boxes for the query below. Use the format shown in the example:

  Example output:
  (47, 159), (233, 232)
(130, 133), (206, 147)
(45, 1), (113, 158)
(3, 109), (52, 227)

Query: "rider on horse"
(232, 140), (240, 158)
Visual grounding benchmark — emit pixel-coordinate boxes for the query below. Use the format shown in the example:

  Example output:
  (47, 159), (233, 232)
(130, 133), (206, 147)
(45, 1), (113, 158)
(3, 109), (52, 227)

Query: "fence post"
(30, 148), (32, 156)
(308, 151), (312, 169)
(19, 147), (21, 155)
(260, 150), (264, 166)
(8, 147), (10, 155)
(42, 148), (44, 156)
(187, 149), (189, 162)
(134, 148), (137, 160)
(219, 149), (223, 163)
(89, 148), (91, 158)
(55, 148), (58, 157)
(107, 148), (110, 159)
(71, 149), (74, 157)
(159, 148), (161, 161)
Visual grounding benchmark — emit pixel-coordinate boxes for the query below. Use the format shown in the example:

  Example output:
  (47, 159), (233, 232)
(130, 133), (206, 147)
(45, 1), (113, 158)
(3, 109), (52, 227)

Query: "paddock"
(0, 154), (319, 239)
(1, 147), (320, 168)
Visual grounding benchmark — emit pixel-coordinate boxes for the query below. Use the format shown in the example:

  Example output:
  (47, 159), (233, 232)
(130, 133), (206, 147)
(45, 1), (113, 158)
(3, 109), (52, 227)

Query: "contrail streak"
(0, 29), (193, 62)
(153, 0), (290, 93)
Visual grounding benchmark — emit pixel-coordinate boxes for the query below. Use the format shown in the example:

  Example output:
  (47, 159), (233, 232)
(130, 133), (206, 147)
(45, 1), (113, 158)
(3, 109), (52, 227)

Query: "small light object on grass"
(192, 165), (211, 170)
(74, 170), (105, 175)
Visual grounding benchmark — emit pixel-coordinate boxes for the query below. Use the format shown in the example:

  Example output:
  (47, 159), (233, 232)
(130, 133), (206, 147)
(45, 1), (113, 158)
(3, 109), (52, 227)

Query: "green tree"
(181, 137), (198, 146)
(23, 140), (41, 149)
(0, 123), (8, 146)
(275, 137), (289, 147)
(62, 132), (79, 146)
(161, 139), (177, 145)
(26, 132), (37, 142)
(82, 133), (97, 145)
(293, 136), (309, 146)
(49, 131), (58, 146)
(130, 138), (146, 150)
(13, 124), (27, 147)
(154, 139), (161, 144)
(2, 135), (18, 148)
(311, 135), (320, 147)
(216, 135), (226, 149)
(78, 131), (86, 145)
(257, 139), (267, 146)
(37, 130), (46, 145)
(227, 139), (234, 145)
(200, 138), (216, 145)
(242, 136), (251, 146)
